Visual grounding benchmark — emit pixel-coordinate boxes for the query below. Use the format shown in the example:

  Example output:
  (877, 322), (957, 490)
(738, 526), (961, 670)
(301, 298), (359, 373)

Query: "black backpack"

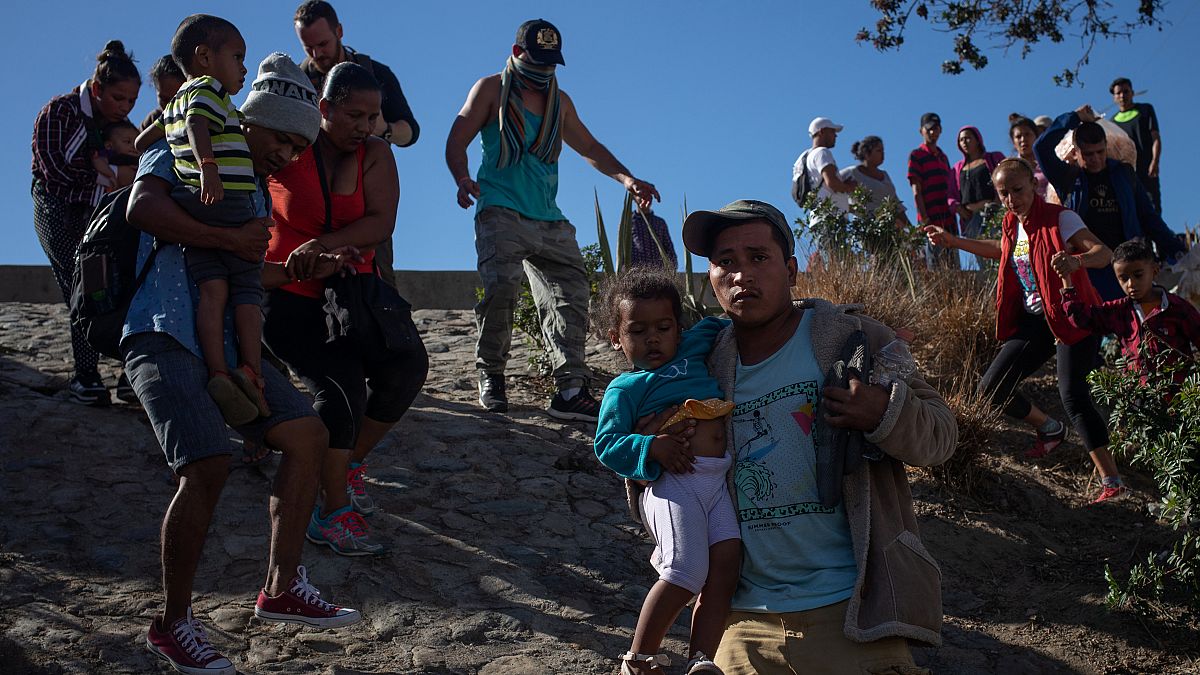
(791, 148), (823, 209)
(68, 186), (158, 360)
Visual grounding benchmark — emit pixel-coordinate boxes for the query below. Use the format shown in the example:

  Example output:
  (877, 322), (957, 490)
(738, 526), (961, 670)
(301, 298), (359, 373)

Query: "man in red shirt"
(907, 112), (957, 269)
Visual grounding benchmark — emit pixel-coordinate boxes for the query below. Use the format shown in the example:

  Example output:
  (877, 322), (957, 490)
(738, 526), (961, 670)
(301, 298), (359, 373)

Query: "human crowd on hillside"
(27, 3), (1196, 674)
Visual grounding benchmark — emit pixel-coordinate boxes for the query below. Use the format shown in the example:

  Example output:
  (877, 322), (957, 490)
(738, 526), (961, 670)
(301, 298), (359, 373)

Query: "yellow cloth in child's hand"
(658, 398), (735, 432)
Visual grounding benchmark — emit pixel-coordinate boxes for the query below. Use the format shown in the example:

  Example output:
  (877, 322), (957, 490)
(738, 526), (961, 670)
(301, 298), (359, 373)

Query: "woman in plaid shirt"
(30, 39), (140, 405)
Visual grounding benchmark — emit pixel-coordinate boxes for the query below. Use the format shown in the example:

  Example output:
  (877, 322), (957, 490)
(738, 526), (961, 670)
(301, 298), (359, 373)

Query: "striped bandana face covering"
(497, 55), (562, 168)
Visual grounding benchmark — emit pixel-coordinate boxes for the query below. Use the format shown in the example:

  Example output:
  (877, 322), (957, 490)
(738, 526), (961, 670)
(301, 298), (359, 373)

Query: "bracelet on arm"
(456, 175), (473, 187)
(199, 157), (218, 169)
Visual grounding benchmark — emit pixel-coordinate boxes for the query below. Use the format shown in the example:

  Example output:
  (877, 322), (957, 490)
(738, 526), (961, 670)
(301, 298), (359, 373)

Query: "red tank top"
(267, 142), (374, 298)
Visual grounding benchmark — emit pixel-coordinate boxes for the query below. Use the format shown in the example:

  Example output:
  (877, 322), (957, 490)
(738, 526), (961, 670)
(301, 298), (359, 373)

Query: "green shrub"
(796, 189), (926, 299)
(1091, 349), (1200, 620)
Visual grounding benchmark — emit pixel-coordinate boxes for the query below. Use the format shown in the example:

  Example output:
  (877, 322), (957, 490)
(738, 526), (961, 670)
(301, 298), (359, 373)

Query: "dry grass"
(793, 257), (1003, 493)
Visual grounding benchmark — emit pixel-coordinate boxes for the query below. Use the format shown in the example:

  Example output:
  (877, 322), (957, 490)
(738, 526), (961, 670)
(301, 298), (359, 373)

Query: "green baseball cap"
(682, 199), (795, 258)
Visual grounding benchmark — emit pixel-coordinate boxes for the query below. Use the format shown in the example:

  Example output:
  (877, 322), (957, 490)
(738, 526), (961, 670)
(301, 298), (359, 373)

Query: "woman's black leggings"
(978, 312), (1110, 451)
(32, 182), (100, 377)
(263, 289), (429, 449)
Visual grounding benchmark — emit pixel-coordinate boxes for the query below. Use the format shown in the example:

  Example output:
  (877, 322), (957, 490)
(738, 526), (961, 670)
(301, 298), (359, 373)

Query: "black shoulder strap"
(132, 243), (160, 289)
(351, 49), (376, 76)
(309, 143), (379, 276)
(311, 143), (333, 234)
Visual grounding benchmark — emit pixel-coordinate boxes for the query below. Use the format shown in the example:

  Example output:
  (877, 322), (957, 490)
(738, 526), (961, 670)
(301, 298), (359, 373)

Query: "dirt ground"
(1, 303), (1197, 674)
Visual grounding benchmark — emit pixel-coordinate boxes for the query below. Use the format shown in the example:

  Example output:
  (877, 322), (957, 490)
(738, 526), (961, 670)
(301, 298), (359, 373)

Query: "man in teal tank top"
(445, 18), (659, 420)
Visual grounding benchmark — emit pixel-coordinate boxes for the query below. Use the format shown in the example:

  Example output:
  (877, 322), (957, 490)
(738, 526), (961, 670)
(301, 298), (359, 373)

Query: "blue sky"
(9, 1), (1198, 270)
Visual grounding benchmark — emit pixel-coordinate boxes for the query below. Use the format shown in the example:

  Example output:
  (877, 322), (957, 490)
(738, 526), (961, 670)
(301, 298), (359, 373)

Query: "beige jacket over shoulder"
(709, 298), (957, 646)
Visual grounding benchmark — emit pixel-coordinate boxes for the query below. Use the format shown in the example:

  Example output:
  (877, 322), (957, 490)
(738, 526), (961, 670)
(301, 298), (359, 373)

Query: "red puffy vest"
(996, 198), (1101, 345)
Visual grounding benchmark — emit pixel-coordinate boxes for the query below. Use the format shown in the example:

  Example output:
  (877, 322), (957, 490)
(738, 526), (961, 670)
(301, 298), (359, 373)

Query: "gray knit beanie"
(241, 52), (321, 144)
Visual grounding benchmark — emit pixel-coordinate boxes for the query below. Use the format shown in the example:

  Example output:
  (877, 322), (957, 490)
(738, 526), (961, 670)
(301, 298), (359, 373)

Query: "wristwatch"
(379, 123), (392, 142)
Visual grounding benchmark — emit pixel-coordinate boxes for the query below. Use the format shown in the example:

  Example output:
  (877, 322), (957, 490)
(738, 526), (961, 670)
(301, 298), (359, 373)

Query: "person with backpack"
(31, 40), (140, 405)
(791, 117), (856, 214)
(122, 52), (362, 675)
(293, 0), (420, 289)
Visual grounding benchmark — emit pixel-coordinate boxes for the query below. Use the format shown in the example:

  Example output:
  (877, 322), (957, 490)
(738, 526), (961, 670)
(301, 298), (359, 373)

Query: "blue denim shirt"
(121, 140), (268, 362)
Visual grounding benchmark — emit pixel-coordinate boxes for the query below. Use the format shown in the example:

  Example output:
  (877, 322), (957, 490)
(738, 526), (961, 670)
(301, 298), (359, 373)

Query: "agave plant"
(593, 190), (714, 324)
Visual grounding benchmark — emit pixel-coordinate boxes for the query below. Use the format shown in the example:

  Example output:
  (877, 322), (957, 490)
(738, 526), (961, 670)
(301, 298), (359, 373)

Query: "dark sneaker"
(478, 371), (508, 412)
(254, 565), (362, 629)
(1024, 424), (1067, 459)
(115, 371), (139, 404)
(145, 608), (235, 675)
(68, 372), (110, 406)
(547, 387), (600, 422)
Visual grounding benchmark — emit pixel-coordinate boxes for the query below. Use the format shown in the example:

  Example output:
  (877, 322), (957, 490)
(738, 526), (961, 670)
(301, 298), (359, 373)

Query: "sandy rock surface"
(1, 303), (1195, 674)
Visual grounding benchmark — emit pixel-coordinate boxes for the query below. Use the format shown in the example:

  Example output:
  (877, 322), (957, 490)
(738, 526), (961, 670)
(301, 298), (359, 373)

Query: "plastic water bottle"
(872, 338), (916, 388)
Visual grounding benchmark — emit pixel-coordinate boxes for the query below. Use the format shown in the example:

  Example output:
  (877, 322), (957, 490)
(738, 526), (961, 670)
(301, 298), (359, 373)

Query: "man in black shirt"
(1082, 167), (1126, 251)
(1110, 77), (1163, 213)
(294, 0), (419, 287)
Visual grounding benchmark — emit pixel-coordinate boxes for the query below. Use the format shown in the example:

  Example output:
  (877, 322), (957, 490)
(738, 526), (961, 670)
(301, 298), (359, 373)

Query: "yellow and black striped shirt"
(155, 76), (255, 192)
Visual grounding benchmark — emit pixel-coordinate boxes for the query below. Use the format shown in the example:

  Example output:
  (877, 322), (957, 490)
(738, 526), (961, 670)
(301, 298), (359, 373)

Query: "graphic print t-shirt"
(1010, 210), (1086, 315)
(731, 310), (857, 612)
(1084, 169), (1125, 250)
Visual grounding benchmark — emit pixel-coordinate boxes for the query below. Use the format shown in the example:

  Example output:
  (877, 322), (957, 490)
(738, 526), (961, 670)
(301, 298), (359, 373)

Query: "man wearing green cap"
(445, 18), (659, 421)
(650, 199), (956, 673)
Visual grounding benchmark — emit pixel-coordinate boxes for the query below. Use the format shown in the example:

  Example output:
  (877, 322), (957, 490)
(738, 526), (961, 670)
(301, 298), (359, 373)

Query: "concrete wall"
(0, 265), (717, 310)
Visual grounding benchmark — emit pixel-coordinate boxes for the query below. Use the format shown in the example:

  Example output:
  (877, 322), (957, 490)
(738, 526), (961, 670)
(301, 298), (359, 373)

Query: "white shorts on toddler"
(640, 453), (740, 594)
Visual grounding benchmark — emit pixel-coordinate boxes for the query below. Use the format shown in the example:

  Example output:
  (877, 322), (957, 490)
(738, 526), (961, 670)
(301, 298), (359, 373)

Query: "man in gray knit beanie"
(242, 52), (321, 144)
(125, 51), (361, 675)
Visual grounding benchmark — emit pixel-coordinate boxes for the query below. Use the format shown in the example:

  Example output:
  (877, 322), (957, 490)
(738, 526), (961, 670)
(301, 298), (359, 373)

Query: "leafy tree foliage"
(857, 0), (1164, 85)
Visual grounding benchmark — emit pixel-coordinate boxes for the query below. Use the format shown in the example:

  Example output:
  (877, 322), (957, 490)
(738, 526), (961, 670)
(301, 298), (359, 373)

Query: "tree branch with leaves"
(857, 0), (1165, 86)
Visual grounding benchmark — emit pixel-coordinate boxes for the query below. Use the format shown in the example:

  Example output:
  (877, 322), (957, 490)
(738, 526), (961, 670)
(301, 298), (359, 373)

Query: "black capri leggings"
(262, 288), (429, 449)
(32, 182), (100, 377)
(978, 311), (1109, 451)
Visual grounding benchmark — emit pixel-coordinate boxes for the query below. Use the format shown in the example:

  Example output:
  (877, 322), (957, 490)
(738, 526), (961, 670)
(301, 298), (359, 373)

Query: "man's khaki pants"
(715, 600), (929, 675)
(473, 206), (590, 389)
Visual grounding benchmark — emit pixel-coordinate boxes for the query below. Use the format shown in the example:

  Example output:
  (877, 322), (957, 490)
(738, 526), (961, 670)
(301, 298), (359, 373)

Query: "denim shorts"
(123, 331), (318, 473)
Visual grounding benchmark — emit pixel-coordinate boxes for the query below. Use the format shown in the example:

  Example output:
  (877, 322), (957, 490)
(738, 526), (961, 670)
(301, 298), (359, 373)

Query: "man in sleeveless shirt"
(445, 19), (659, 421)
(294, 1), (419, 288)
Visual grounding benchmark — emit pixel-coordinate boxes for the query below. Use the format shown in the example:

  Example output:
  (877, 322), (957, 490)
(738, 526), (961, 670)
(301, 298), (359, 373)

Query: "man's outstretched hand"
(624, 177), (661, 211)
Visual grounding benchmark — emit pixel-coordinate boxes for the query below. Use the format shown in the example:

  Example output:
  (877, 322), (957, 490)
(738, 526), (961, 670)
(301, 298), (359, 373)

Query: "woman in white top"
(839, 135), (910, 227)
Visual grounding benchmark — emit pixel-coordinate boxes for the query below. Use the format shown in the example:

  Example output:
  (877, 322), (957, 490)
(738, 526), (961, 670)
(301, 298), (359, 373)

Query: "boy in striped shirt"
(135, 14), (269, 423)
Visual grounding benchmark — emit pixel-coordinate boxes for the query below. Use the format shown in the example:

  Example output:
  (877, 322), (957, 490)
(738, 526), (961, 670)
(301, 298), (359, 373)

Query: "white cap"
(808, 117), (844, 136)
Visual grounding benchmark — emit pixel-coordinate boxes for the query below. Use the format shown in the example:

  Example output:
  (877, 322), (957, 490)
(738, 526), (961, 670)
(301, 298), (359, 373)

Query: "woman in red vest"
(924, 158), (1127, 504)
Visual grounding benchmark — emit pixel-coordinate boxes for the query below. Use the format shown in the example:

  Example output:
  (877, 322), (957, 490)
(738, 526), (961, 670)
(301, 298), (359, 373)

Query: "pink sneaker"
(254, 565), (361, 629)
(1090, 484), (1130, 505)
(145, 608), (235, 675)
(1025, 424), (1067, 459)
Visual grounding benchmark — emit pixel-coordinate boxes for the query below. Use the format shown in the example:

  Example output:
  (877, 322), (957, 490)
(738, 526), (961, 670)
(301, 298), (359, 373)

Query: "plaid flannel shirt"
(31, 83), (105, 206)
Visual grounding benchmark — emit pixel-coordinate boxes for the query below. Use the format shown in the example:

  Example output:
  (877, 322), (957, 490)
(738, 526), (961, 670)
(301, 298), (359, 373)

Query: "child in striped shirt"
(135, 14), (268, 424)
